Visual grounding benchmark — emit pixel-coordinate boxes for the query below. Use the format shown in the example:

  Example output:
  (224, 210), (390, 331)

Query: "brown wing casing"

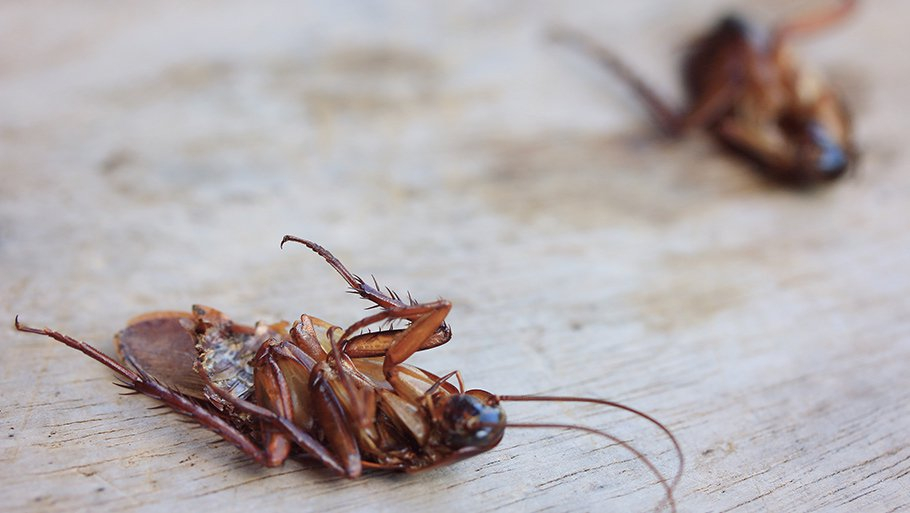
(114, 312), (205, 398)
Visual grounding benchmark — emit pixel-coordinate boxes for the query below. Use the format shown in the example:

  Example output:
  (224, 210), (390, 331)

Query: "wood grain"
(2, 1), (908, 512)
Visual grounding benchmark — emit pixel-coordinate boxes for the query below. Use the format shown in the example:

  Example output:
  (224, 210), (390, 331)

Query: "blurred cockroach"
(16, 236), (683, 511)
(552, 0), (858, 186)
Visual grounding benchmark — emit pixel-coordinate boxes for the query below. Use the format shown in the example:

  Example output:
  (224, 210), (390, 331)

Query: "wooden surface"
(2, 1), (908, 512)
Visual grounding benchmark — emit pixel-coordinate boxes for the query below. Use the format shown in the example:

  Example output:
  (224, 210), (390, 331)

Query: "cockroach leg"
(381, 302), (452, 378)
(776, 0), (858, 40)
(309, 364), (364, 477)
(322, 326), (373, 433)
(550, 27), (683, 136)
(250, 342), (296, 467)
(343, 325), (451, 359)
(194, 360), (351, 477)
(676, 81), (739, 133)
(202, 335), (366, 478)
(425, 370), (465, 397)
(16, 316), (140, 381)
(281, 235), (452, 348)
(552, 26), (745, 137)
(288, 314), (327, 363)
(256, 328), (365, 477)
(281, 235), (405, 310)
(15, 317), (287, 470)
(322, 300), (452, 407)
(257, 336), (320, 370)
(333, 301), (453, 375)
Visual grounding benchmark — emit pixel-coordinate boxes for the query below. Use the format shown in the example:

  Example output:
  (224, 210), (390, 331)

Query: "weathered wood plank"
(2, 1), (908, 512)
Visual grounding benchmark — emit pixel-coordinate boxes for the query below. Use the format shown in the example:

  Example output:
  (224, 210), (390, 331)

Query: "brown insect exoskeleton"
(15, 236), (683, 511)
(552, 0), (858, 186)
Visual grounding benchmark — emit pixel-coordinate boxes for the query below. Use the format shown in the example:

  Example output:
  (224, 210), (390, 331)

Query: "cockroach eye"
(441, 395), (505, 449)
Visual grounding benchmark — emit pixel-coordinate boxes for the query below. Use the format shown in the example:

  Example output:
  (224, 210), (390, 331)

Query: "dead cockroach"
(15, 236), (683, 511)
(552, 0), (858, 186)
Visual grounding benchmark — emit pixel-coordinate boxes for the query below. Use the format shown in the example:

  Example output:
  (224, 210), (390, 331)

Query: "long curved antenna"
(497, 395), (684, 490)
(497, 421), (677, 513)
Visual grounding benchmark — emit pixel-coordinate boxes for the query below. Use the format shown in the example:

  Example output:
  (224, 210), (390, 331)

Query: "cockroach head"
(438, 392), (506, 450)
(795, 121), (852, 182)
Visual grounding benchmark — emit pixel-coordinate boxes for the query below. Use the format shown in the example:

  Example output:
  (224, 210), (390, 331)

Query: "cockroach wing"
(377, 389), (429, 446)
(114, 311), (206, 398)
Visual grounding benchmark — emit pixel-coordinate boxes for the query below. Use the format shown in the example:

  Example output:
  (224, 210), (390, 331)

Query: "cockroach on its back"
(553, 0), (858, 186)
(16, 236), (684, 512)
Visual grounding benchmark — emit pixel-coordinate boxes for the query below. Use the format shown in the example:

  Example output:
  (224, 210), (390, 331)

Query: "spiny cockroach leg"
(281, 235), (405, 310)
(15, 318), (291, 470)
(333, 301), (452, 373)
(776, 0), (857, 40)
(194, 361), (351, 476)
(550, 27), (681, 135)
(281, 235), (452, 346)
(424, 370), (464, 397)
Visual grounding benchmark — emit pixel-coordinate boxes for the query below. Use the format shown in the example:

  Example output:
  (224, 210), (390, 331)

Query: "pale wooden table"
(2, 1), (908, 512)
